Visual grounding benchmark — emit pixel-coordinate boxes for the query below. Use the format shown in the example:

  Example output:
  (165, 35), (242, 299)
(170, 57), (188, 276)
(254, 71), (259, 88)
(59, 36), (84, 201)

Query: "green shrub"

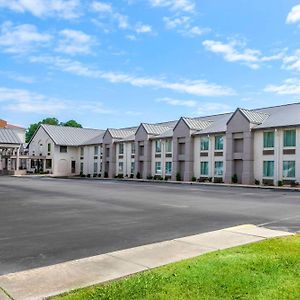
(191, 176), (197, 182)
(176, 172), (182, 181)
(231, 174), (238, 184)
(136, 172), (141, 179)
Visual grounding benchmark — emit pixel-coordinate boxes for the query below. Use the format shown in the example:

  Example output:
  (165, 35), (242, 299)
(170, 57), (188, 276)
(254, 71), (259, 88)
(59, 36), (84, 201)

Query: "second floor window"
(165, 140), (172, 153)
(215, 136), (224, 150)
(47, 143), (51, 153)
(201, 137), (209, 151)
(284, 129), (296, 147)
(263, 131), (274, 148)
(80, 147), (84, 156)
(94, 146), (99, 156)
(60, 146), (67, 153)
(131, 143), (135, 154)
(155, 140), (161, 153)
(119, 143), (124, 155)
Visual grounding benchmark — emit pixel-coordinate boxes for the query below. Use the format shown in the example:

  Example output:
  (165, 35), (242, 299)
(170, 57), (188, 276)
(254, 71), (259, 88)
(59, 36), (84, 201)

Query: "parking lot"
(0, 177), (299, 275)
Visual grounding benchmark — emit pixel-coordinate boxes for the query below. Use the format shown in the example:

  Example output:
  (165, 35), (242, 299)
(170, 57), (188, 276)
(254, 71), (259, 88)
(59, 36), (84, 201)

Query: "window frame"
(155, 161), (162, 175)
(263, 131), (275, 149)
(214, 161), (223, 176)
(283, 129), (296, 148)
(200, 136), (209, 151)
(263, 160), (274, 178)
(283, 161), (296, 178)
(200, 161), (209, 176)
(215, 135), (224, 151)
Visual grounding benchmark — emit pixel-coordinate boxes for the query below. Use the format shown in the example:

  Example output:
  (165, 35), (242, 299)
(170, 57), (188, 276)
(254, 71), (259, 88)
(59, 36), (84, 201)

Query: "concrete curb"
(50, 176), (300, 192)
(0, 225), (293, 300)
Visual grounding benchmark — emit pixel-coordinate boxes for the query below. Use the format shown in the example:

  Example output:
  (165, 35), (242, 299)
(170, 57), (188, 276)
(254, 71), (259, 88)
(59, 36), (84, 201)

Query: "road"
(0, 177), (299, 275)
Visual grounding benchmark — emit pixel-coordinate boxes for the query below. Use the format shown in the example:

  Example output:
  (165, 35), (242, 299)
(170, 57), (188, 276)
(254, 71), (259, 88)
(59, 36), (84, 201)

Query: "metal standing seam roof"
(193, 113), (233, 135)
(0, 128), (22, 144)
(82, 133), (104, 146)
(239, 109), (270, 125)
(108, 127), (138, 139)
(41, 124), (105, 146)
(142, 123), (174, 135)
(182, 118), (213, 131)
(253, 102), (300, 129)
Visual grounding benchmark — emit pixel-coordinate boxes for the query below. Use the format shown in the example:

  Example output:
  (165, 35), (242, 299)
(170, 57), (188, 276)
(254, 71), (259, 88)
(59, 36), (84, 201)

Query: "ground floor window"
(201, 161), (209, 176)
(155, 162), (162, 174)
(94, 162), (98, 174)
(118, 162), (124, 174)
(283, 161), (295, 178)
(80, 162), (84, 173)
(214, 161), (223, 176)
(263, 161), (274, 177)
(131, 162), (135, 174)
(46, 159), (52, 169)
(165, 162), (172, 175)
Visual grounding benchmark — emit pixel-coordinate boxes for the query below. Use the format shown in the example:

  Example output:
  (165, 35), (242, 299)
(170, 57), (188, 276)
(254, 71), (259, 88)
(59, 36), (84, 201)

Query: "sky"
(1, 0), (300, 129)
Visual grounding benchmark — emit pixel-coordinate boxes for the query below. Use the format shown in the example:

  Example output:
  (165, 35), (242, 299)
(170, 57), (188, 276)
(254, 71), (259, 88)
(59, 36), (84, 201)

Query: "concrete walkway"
(0, 225), (293, 300)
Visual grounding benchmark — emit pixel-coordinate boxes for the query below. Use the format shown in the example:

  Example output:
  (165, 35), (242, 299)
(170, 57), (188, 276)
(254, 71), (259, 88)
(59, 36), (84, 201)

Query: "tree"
(25, 117), (82, 142)
(62, 120), (82, 128)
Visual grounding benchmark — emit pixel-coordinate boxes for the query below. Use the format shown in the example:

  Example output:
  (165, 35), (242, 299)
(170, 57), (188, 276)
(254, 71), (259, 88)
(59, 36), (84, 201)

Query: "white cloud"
(157, 97), (232, 115)
(0, 86), (118, 114)
(196, 102), (232, 115)
(286, 5), (300, 24)
(157, 97), (197, 107)
(203, 39), (283, 69)
(29, 55), (236, 97)
(149, 0), (195, 13)
(91, 1), (112, 13)
(55, 29), (95, 55)
(0, 70), (35, 83)
(282, 49), (300, 71)
(264, 78), (300, 95)
(0, 0), (81, 19)
(163, 16), (209, 37)
(135, 23), (152, 34)
(91, 1), (129, 30)
(0, 21), (52, 54)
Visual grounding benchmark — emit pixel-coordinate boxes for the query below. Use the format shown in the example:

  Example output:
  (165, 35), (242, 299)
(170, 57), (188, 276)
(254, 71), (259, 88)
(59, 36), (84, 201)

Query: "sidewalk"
(0, 225), (293, 300)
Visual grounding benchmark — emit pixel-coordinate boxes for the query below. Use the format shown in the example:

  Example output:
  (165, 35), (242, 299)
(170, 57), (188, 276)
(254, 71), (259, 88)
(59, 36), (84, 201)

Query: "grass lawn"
(52, 235), (300, 300)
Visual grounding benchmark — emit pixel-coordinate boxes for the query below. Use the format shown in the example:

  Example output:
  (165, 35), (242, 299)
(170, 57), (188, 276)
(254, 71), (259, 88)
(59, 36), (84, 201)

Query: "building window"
(119, 143), (124, 155)
(263, 161), (274, 177)
(60, 146), (67, 153)
(131, 143), (135, 154)
(165, 162), (172, 175)
(47, 143), (51, 153)
(80, 147), (84, 156)
(155, 140), (161, 153)
(179, 143), (185, 155)
(214, 161), (223, 176)
(215, 136), (223, 150)
(201, 137), (209, 151)
(155, 162), (162, 174)
(94, 162), (98, 174)
(106, 147), (110, 157)
(118, 162), (124, 173)
(263, 131), (274, 148)
(283, 161), (295, 178)
(284, 130), (296, 147)
(165, 140), (172, 153)
(80, 162), (84, 173)
(131, 162), (135, 174)
(201, 161), (209, 176)
(94, 146), (99, 156)
(139, 145), (144, 156)
(46, 159), (52, 169)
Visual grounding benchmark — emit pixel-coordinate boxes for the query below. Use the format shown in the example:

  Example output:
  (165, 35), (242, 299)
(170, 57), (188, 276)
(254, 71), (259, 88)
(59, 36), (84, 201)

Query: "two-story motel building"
(27, 102), (300, 185)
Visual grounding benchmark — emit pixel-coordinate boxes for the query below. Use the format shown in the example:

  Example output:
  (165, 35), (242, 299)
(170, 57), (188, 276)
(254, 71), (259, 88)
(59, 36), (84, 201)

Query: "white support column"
(16, 147), (20, 171)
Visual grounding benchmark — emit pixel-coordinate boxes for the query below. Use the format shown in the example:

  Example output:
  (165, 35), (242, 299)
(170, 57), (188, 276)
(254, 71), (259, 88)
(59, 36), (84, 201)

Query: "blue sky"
(1, 0), (300, 129)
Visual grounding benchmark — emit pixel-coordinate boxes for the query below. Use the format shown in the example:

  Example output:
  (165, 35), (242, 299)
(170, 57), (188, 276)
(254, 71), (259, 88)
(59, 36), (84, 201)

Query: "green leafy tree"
(26, 117), (82, 142)
(62, 120), (82, 128)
